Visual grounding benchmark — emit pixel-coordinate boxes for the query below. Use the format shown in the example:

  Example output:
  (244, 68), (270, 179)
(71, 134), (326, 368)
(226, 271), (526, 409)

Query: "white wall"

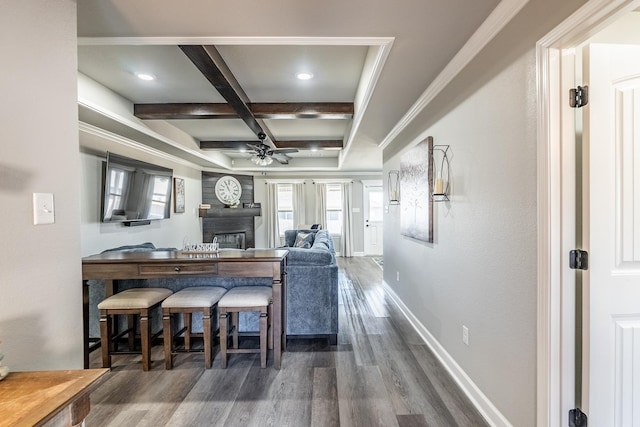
(384, 50), (538, 424)
(0, 0), (82, 370)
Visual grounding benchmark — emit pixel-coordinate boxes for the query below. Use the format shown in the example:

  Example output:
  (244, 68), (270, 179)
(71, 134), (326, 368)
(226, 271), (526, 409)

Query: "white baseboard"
(382, 281), (512, 427)
(354, 252), (365, 257)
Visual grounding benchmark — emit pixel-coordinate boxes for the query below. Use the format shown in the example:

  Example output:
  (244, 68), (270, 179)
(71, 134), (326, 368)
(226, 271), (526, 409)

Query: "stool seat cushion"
(219, 286), (272, 308)
(162, 286), (227, 308)
(98, 288), (173, 309)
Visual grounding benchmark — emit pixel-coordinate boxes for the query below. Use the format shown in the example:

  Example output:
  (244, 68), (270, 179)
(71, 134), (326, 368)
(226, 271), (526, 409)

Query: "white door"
(583, 43), (640, 425)
(363, 184), (383, 255)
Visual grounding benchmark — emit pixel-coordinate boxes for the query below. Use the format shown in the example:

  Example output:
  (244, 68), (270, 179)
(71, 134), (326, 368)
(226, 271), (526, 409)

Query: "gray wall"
(381, 0), (584, 425)
(384, 50), (537, 423)
(79, 147), (203, 257)
(0, 0), (82, 370)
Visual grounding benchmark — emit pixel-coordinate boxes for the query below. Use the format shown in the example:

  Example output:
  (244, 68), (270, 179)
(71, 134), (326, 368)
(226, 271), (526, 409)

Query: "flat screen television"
(102, 152), (173, 225)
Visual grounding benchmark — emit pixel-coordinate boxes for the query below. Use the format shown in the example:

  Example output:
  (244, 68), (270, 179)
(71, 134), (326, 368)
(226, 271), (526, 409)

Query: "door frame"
(536, 1), (640, 425)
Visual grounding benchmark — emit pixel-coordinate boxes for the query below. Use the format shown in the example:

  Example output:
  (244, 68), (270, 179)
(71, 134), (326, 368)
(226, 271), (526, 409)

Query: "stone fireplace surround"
(201, 172), (258, 248)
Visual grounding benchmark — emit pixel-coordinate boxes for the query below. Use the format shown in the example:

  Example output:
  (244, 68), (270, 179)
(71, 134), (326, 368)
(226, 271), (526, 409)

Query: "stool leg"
(231, 312), (239, 349)
(203, 308), (212, 369)
(260, 311), (268, 368)
(220, 311), (228, 369)
(99, 311), (112, 369)
(267, 302), (273, 350)
(184, 313), (192, 351)
(163, 310), (173, 370)
(140, 309), (151, 371)
(127, 314), (136, 351)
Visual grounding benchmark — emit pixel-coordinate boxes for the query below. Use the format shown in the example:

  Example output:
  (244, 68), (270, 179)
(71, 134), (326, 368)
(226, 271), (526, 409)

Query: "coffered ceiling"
(77, 0), (501, 172)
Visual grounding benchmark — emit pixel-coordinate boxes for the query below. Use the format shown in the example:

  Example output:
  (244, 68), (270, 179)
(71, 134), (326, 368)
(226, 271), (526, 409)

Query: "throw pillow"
(294, 231), (314, 249)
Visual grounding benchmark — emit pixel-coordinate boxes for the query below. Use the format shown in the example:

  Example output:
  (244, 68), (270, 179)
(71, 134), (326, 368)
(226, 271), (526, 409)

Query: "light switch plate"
(33, 193), (55, 225)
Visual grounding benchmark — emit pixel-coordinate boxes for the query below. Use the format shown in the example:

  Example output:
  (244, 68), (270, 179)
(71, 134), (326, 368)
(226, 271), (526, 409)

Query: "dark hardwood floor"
(86, 257), (488, 427)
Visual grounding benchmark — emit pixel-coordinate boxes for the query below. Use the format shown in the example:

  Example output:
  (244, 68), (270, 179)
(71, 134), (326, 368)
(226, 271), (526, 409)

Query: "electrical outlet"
(396, 271), (400, 281)
(462, 325), (469, 346)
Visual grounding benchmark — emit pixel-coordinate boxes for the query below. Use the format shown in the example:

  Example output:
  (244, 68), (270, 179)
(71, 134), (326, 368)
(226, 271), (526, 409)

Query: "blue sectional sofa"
(88, 230), (339, 345)
(279, 229), (339, 344)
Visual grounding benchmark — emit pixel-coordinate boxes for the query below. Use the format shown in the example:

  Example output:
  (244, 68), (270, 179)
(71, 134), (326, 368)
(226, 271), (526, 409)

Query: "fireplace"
(201, 172), (258, 248)
(214, 232), (246, 249)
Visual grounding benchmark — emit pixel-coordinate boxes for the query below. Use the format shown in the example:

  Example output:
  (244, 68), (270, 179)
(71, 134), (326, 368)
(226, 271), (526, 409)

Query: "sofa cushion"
(284, 247), (333, 266)
(311, 234), (331, 251)
(283, 229), (319, 247)
(101, 242), (156, 253)
(293, 231), (315, 248)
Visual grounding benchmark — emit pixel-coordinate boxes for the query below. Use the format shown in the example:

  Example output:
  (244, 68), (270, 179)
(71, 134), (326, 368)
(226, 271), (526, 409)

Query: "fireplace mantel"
(198, 207), (261, 218)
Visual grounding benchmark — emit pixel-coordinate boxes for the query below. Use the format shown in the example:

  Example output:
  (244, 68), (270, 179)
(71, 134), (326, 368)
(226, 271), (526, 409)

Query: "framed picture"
(400, 136), (433, 243)
(173, 177), (185, 213)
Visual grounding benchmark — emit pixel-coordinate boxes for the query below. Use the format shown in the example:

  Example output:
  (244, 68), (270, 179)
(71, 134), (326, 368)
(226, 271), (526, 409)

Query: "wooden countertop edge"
(0, 368), (109, 427)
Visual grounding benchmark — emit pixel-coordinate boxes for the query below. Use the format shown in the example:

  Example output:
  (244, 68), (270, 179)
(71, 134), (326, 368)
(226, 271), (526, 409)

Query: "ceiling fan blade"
(271, 153), (291, 164)
(271, 148), (298, 154)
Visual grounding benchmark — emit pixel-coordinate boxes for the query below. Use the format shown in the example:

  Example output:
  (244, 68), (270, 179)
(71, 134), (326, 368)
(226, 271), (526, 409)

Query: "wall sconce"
(388, 170), (400, 205)
(432, 145), (450, 202)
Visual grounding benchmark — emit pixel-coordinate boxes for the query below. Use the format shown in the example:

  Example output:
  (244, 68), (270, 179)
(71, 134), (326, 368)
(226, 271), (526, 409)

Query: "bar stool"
(161, 286), (227, 369)
(218, 286), (272, 368)
(98, 288), (173, 371)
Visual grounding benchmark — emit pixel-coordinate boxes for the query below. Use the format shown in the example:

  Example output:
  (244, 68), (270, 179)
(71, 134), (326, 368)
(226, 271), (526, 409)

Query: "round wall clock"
(214, 175), (242, 206)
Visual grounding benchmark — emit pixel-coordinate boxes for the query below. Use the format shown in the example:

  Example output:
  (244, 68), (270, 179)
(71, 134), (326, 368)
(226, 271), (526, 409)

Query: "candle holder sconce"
(388, 170), (400, 205)
(432, 145), (450, 202)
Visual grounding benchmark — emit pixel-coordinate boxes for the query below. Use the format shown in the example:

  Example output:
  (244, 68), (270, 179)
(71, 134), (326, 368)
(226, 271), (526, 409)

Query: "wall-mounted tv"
(102, 152), (173, 225)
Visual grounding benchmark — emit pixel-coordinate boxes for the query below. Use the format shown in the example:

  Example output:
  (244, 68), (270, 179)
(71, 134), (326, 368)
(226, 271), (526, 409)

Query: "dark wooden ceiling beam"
(199, 140), (254, 150)
(179, 45), (265, 137)
(134, 103), (237, 119)
(274, 140), (344, 150)
(200, 139), (343, 151)
(134, 102), (354, 120)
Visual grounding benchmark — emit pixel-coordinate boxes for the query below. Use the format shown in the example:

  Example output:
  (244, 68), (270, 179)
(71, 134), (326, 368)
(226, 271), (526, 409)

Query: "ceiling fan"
(247, 133), (298, 165)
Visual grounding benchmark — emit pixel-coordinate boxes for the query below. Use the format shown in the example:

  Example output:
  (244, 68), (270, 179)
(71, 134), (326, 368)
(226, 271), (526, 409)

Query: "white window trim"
(312, 178), (352, 184)
(265, 178), (305, 184)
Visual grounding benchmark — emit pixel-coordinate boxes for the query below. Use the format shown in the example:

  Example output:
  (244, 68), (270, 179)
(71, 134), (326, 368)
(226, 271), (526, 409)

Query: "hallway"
(86, 257), (487, 426)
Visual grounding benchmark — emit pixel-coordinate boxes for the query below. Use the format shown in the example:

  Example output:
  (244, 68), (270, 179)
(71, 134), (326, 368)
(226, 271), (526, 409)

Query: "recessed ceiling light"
(135, 72), (156, 81)
(296, 72), (314, 80)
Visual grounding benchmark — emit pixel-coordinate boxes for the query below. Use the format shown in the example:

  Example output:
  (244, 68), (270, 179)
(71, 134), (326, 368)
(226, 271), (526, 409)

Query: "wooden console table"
(82, 249), (287, 369)
(0, 369), (108, 427)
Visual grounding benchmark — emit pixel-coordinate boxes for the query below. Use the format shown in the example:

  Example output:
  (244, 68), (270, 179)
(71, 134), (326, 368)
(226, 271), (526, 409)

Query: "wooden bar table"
(81, 249), (288, 369)
(0, 369), (108, 427)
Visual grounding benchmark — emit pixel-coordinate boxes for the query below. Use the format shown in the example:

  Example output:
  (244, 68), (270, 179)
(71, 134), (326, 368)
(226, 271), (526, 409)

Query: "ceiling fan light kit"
(251, 155), (273, 166)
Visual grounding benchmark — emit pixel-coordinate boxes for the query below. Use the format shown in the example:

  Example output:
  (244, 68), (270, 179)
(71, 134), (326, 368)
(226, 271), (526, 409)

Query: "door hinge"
(569, 408), (588, 427)
(570, 249), (589, 270)
(570, 85), (589, 108)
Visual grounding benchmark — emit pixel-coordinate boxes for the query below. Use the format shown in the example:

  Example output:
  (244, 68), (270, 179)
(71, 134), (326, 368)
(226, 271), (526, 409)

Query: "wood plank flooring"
(86, 257), (488, 427)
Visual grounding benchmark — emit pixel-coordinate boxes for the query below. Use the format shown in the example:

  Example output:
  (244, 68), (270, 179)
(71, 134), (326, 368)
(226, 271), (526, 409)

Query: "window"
(277, 184), (293, 235)
(325, 183), (343, 235)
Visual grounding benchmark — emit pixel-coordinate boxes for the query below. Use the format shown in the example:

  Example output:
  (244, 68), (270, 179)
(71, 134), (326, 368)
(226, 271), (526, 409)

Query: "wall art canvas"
(400, 136), (433, 242)
(173, 177), (185, 213)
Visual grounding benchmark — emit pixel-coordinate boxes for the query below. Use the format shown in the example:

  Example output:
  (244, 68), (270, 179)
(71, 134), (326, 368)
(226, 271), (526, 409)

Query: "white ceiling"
(77, 0), (501, 172)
